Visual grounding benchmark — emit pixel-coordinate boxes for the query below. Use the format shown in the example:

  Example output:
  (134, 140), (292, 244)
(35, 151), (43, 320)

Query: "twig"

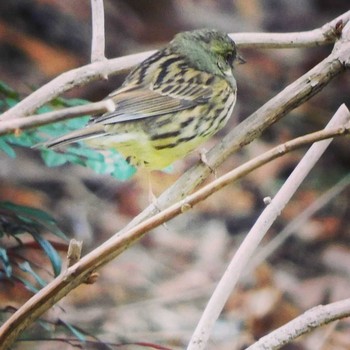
(0, 107), (349, 350)
(0, 13), (349, 349)
(245, 173), (350, 277)
(67, 239), (83, 267)
(90, 0), (106, 64)
(0, 100), (115, 135)
(0, 10), (348, 121)
(247, 299), (350, 350)
(232, 10), (349, 48)
(187, 104), (350, 350)
(0, 51), (156, 121)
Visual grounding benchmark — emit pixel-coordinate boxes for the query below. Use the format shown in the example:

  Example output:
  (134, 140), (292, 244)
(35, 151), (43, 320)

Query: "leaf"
(58, 97), (89, 107)
(19, 261), (47, 287)
(0, 247), (12, 277)
(85, 158), (110, 174)
(66, 145), (104, 160)
(0, 81), (138, 180)
(31, 232), (62, 276)
(41, 149), (69, 167)
(64, 115), (90, 129)
(108, 150), (137, 180)
(111, 163), (137, 181)
(0, 138), (16, 158)
(14, 274), (40, 293)
(4, 97), (18, 108)
(5, 133), (36, 147)
(0, 201), (68, 240)
(36, 105), (54, 114)
(59, 319), (87, 342)
(0, 81), (19, 99)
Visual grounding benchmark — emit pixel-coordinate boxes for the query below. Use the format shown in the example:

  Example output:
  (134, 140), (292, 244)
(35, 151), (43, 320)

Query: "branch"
(0, 50), (156, 121)
(246, 173), (350, 276)
(0, 107), (349, 349)
(247, 298), (350, 350)
(187, 104), (350, 350)
(0, 12), (349, 349)
(232, 10), (349, 48)
(0, 10), (348, 121)
(90, 0), (106, 63)
(0, 100), (115, 135)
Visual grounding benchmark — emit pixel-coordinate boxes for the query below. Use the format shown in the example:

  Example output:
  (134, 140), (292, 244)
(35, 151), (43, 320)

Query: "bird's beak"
(236, 53), (246, 64)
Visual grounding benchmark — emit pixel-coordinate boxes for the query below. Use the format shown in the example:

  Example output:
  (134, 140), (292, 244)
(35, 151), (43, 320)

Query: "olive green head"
(170, 29), (242, 76)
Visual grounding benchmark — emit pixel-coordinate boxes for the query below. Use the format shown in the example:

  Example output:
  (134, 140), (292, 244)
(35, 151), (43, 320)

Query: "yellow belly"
(86, 131), (206, 170)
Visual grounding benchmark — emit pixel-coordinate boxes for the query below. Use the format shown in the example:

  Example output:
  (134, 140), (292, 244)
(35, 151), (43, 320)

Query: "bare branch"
(0, 51), (156, 121)
(0, 100), (115, 135)
(187, 104), (350, 350)
(0, 107), (350, 349)
(0, 12), (349, 349)
(247, 299), (350, 350)
(246, 173), (350, 277)
(232, 10), (350, 48)
(90, 0), (106, 63)
(0, 10), (348, 122)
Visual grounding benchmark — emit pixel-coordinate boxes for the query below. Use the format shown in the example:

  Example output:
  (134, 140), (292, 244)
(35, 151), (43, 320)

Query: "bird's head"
(171, 29), (244, 77)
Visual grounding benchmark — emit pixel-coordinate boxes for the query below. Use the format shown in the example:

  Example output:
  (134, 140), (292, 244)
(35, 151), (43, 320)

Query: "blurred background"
(0, 1), (350, 349)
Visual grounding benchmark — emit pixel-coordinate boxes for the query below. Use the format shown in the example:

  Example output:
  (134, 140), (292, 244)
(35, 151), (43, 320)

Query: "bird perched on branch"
(42, 29), (243, 170)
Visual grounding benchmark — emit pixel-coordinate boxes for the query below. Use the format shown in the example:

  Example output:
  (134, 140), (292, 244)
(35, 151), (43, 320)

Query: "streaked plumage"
(43, 29), (242, 170)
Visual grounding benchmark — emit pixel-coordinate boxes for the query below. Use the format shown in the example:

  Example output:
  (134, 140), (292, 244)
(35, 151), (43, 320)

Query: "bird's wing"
(90, 80), (214, 125)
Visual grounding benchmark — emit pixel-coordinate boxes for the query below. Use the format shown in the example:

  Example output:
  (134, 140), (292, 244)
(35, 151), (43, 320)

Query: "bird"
(42, 29), (243, 171)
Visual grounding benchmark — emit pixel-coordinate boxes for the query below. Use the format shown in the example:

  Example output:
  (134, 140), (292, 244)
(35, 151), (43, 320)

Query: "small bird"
(43, 29), (243, 170)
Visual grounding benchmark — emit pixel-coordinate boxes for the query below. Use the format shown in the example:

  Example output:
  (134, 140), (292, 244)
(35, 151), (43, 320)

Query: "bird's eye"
(225, 52), (235, 65)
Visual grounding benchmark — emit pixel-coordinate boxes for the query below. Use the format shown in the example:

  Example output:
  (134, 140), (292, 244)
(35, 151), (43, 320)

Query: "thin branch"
(0, 10), (348, 121)
(0, 108), (350, 350)
(187, 104), (350, 350)
(246, 173), (350, 277)
(0, 100), (115, 135)
(0, 13), (349, 349)
(90, 0), (106, 63)
(247, 299), (350, 350)
(232, 10), (349, 48)
(0, 51), (156, 121)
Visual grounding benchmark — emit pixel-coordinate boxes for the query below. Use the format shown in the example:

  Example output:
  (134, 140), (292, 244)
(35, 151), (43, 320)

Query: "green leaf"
(57, 97), (89, 107)
(31, 232), (62, 276)
(108, 151), (136, 180)
(0, 81), (19, 99)
(85, 158), (110, 174)
(64, 115), (90, 129)
(5, 133), (35, 147)
(41, 149), (69, 167)
(19, 261), (47, 287)
(66, 145), (104, 160)
(0, 201), (68, 240)
(36, 105), (54, 114)
(0, 138), (16, 158)
(59, 319), (87, 342)
(0, 248), (12, 277)
(0, 81), (138, 180)
(4, 97), (18, 108)
(14, 274), (40, 293)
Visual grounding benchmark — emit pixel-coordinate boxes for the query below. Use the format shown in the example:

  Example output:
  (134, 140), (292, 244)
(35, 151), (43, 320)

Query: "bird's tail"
(33, 124), (105, 149)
